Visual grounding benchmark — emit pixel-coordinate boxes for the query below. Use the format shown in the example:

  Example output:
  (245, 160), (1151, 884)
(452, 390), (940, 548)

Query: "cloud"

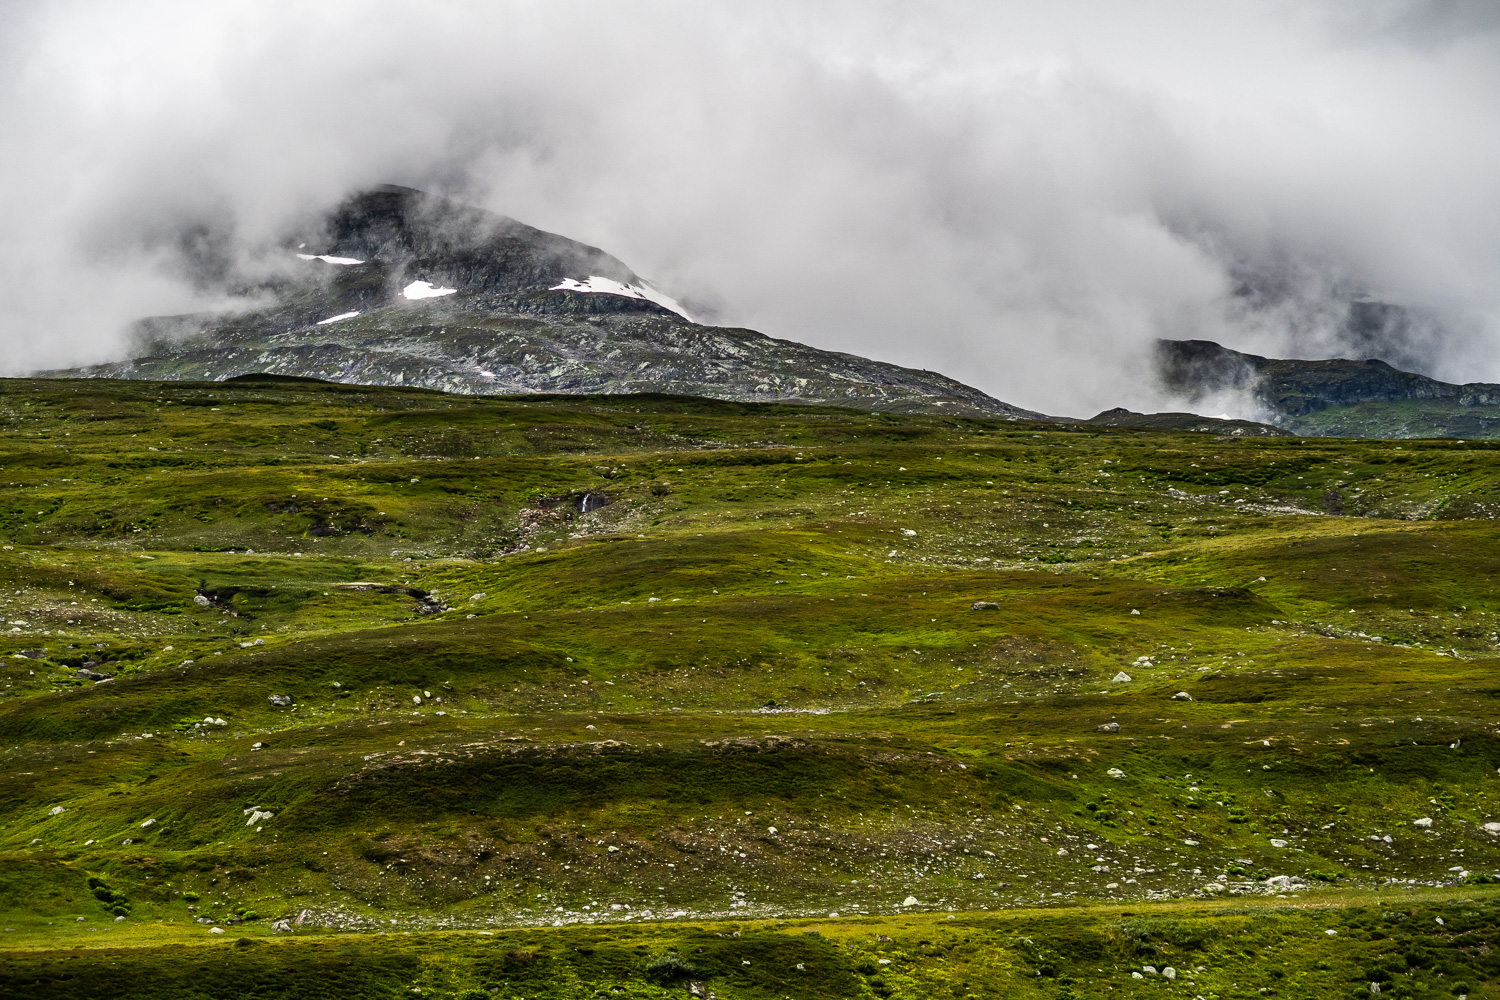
(1, 0), (1498, 415)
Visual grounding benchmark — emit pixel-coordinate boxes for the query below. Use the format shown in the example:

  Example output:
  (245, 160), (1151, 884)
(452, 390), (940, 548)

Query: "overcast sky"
(2, 0), (1499, 415)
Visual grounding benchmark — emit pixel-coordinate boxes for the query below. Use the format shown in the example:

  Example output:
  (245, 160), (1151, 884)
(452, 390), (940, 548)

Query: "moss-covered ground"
(4, 375), (1500, 997)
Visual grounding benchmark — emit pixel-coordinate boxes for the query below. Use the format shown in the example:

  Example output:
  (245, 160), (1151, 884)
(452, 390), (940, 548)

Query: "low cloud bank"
(2, 1), (1498, 415)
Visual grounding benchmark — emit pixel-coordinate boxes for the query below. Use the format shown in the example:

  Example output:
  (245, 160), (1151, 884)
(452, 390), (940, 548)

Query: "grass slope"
(4, 376), (1500, 997)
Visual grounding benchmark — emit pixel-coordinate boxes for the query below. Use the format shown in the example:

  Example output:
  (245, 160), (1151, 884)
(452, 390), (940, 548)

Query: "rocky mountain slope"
(1158, 337), (1500, 438)
(40, 185), (1038, 420)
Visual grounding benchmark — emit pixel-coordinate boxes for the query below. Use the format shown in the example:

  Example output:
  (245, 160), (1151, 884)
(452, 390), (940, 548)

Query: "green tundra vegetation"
(3, 374), (1500, 999)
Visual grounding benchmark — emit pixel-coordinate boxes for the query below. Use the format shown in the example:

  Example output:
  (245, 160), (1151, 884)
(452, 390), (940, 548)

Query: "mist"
(2, 0), (1499, 416)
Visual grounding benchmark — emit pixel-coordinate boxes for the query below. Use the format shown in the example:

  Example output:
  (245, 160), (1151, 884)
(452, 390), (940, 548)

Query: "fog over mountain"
(2, 0), (1499, 416)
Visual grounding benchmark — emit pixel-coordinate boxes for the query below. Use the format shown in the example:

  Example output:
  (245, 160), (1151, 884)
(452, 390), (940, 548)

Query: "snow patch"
(403, 280), (458, 300)
(316, 311), (360, 325)
(296, 253), (365, 265)
(550, 275), (689, 318)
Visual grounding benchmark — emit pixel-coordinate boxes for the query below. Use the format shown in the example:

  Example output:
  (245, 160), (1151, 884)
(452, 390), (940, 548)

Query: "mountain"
(1157, 337), (1500, 438)
(39, 185), (1040, 420)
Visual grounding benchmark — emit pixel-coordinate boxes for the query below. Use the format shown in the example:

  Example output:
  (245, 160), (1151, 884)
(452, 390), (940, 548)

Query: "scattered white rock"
(902, 896), (919, 906)
(209, 926), (225, 934)
(1172, 691), (1193, 701)
(1096, 722), (1120, 733)
(139, 818), (155, 828)
(1106, 767), (1126, 778)
(1112, 672), (1132, 682)
(48, 806), (64, 816)
(1414, 817), (1434, 829)
(1270, 838), (1289, 848)
(1163, 967), (1176, 980)
(1483, 822), (1500, 835)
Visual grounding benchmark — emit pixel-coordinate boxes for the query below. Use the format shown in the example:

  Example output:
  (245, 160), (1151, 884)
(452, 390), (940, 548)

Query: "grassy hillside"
(4, 375), (1500, 997)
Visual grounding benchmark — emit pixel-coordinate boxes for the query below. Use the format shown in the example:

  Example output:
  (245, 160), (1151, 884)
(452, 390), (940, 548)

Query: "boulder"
(268, 695), (293, 707)
(1106, 767), (1126, 777)
(1112, 672), (1132, 683)
(1413, 816), (1434, 828)
(970, 601), (1000, 611)
(1172, 691), (1193, 701)
(1096, 722), (1120, 733)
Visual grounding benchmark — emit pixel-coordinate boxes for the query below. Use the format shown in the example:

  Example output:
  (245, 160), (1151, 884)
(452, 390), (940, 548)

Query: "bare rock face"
(41, 186), (1039, 420)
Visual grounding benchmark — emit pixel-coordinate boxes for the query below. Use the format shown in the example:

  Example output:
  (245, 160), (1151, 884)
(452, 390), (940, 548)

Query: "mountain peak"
(37, 188), (1039, 420)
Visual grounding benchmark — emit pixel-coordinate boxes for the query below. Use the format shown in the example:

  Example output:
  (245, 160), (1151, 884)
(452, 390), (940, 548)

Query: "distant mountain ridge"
(39, 185), (1041, 420)
(1157, 338), (1500, 438)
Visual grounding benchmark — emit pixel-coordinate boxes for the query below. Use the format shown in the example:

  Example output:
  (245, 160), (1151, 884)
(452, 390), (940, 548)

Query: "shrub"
(643, 950), (696, 983)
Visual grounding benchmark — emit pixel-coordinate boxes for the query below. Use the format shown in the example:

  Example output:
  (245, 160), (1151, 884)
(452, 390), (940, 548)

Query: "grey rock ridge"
(40, 185), (1041, 419)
